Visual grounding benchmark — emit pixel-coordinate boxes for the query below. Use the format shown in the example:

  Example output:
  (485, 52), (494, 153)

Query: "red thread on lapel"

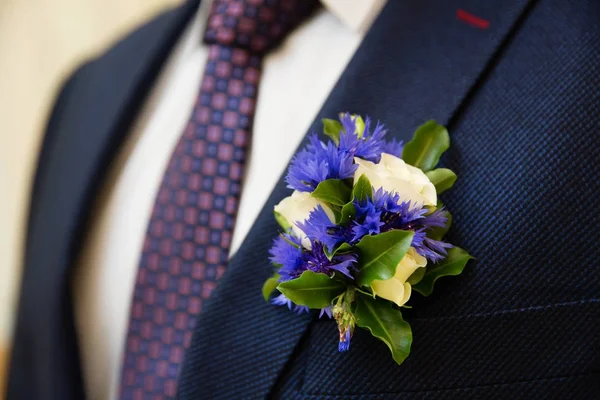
(457, 9), (490, 29)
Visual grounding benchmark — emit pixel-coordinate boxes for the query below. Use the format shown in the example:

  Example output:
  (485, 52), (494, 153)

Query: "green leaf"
(274, 210), (291, 231)
(262, 274), (280, 301)
(353, 292), (412, 365)
(402, 120), (450, 172)
(426, 168), (457, 195)
(352, 175), (373, 202)
(277, 270), (346, 308)
(324, 242), (354, 261)
(413, 246), (473, 296)
(338, 202), (356, 225)
(336, 175), (369, 224)
(333, 176), (371, 225)
(356, 230), (415, 287)
(428, 210), (452, 241)
(312, 179), (352, 206)
(335, 242), (353, 254)
(323, 118), (342, 145)
(407, 267), (426, 285)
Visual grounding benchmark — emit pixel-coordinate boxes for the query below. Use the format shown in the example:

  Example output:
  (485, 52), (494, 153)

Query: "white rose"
(274, 190), (335, 248)
(354, 153), (437, 206)
(370, 247), (426, 307)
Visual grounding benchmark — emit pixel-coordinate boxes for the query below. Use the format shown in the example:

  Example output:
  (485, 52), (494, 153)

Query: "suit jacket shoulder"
(7, 2), (200, 399)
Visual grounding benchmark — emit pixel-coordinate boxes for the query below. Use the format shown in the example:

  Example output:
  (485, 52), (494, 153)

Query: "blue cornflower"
(352, 189), (426, 242)
(269, 234), (358, 281)
(319, 306), (333, 319)
(411, 229), (427, 249)
(295, 187), (435, 255)
(420, 237), (453, 263)
(371, 188), (406, 214)
(285, 114), (405, 192)
(390, 201), (429, 228)
(414, 208), (453, 262)
(303, 241), (357, 279)
(338, 328), (352, 352)
(272, 293), (309, 314)
(351, 202), (383, 241)
(286, 134), (356, 192)
(422, 208), (449, 228)
(350, 188), (452, 262)
(338, 114), (385, 162)
(296, 206), (354, 252)
(371, 188), (429, 230)
(382, 137), (404, 158)
(269, 233), (303, 270)
(338, 113), (404, 163)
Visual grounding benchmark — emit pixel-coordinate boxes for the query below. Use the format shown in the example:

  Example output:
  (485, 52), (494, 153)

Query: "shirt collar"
(320, 0), (386, 32)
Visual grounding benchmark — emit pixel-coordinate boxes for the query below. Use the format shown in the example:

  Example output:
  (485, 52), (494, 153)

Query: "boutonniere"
(262, 113), (473, 365)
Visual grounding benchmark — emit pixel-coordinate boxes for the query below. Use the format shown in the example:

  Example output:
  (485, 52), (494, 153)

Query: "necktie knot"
(204, 0), (319, 54)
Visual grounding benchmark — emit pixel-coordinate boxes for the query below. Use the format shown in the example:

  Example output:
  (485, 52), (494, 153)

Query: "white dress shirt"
(73, 0), (384, 398)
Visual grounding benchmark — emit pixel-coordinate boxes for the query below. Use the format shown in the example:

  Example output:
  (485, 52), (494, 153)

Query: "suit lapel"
(8, 2), (201, 399)
(177, 0), (534, 398)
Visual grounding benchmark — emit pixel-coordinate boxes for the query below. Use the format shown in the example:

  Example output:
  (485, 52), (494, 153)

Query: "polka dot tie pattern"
(118, 0), (319, 398)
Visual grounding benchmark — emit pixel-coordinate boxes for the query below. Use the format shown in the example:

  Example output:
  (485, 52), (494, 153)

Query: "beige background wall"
(0, 0), (181, 394)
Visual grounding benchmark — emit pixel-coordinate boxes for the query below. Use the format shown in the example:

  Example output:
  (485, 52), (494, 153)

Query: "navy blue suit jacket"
(8, 0), (600, 398)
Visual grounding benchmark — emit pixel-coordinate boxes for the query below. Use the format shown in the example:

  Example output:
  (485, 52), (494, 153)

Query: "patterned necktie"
(118, 0), (318, 398)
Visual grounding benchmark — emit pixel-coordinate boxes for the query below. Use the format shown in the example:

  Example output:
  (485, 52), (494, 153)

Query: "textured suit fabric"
(179, 0), (600, 398)
(8, 0), (600, 399)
